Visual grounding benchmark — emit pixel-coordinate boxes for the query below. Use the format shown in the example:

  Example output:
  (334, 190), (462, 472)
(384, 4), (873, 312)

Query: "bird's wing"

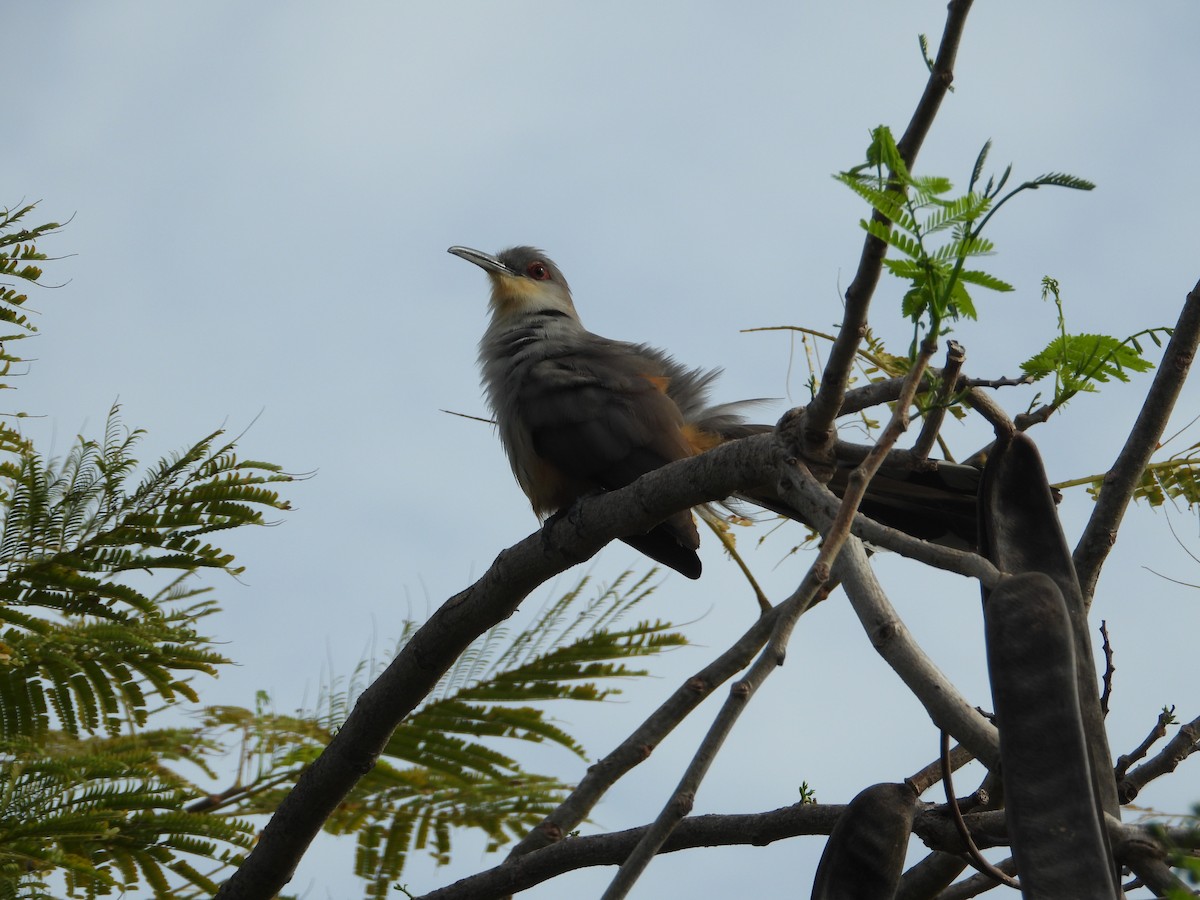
(516, 341), (704, 577)
(518, 344), (697, 493)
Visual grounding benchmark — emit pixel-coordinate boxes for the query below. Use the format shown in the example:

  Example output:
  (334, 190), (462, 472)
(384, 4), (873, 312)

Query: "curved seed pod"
(978, 430), (1120, 824)
(985, 572), (1118, 899)
(811, 782), (917, 900)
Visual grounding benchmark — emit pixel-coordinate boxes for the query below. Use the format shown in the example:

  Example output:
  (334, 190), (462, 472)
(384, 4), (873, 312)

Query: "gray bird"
(449, 245), (980, 579)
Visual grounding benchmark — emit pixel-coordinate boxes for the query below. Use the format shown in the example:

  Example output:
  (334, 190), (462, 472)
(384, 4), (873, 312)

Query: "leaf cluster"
(1019, 276), (1165, 419)
(0, 731), (253, 899)
(0, 204), (289, 899)
(0, 405), (292, 743)
(836, 128), (1093, 353)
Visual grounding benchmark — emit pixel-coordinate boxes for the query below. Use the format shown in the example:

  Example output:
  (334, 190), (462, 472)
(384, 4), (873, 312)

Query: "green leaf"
(957, 268), (1014, 293)
(1021, 332), (1156, 401)
(835, 174), (912, 228)
(1027, 172), (1096, 192)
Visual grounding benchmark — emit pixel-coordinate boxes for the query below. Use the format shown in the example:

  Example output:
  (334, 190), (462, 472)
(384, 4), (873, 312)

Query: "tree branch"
(503, 590), (785, 861)
(835, 537), (1000, 767)
(1074, 277), (1200, 604)
(1118, 711), (1200, 804)
(415, 803), (1188, 900)
(1114, 705), (1175, 782)
(912, 340), (966, 460)
(598, 563), (829, 899)
(214, 434), (783, 898)
(600, 335), (946, 897)
(803, 0), (976, 453)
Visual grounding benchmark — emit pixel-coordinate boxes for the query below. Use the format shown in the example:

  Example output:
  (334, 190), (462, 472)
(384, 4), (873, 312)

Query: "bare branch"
(419, 803), (845, 900)
(908, 741), (975, 796)
(417, 803), (1189, 900)
(1114, 706), (1176, 781)
(503, 590), (786, 861)
(912, 340), (966, 460)
(1118, 711), (1200, 803)
(599, 542), (830, 898)
(1075, 278), (1200, 604)
(835, 536), (1000, 767)
(1099, 620), (1115, 717)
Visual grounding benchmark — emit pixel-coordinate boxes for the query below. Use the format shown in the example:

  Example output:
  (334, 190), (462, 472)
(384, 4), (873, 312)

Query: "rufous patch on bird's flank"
(640, 375), (671, 394)
(681, 424), (724, 453)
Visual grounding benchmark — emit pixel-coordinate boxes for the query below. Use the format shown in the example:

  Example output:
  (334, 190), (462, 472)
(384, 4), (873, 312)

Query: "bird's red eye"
(527, 261), (549, 280)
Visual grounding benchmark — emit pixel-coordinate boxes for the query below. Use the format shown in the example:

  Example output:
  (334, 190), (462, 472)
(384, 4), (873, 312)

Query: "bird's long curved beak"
(448, 246), (515, 276)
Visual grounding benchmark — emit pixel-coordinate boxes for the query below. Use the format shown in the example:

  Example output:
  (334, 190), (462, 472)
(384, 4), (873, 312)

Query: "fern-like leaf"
(1021, 332), (1156, 399)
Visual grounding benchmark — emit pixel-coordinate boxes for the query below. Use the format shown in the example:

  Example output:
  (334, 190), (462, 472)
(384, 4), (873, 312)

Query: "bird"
(448, 245), (980, 579)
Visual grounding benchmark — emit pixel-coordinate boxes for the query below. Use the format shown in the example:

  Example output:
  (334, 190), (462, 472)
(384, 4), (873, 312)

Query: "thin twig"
(502, 596), (785, 862)
(1099, 620), (1115, 717)
(941, 730), (1019, 889)
(1119, 711), (1200, 803)
(1114, 706), (1176, 782)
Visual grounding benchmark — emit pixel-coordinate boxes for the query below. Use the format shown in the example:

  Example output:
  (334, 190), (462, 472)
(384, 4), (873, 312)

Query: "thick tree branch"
(834, 537), (1000, 767)
(803, 0), (975, 453)
(1074, 277), (1200, 604)
(778, 370), (1001, 766)
(416, 803), (1187, 900)
(215, 434), (783, 898)
(419, 803), (844, 900)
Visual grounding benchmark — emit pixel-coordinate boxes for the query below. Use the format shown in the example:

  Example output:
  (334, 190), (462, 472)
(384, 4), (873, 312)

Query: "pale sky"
(6, 3), (1199, 897)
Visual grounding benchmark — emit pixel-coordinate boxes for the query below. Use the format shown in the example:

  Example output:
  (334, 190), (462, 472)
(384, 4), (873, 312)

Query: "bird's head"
(448, 245), (577, 321)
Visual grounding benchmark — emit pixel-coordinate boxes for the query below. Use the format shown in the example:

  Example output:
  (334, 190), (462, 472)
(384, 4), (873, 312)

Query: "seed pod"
(985, 572), (1118, 899)
(811, 781), (917, 900)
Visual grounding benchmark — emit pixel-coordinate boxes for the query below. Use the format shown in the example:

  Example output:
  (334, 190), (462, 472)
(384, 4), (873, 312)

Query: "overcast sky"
(6, 3), (1200, 897)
